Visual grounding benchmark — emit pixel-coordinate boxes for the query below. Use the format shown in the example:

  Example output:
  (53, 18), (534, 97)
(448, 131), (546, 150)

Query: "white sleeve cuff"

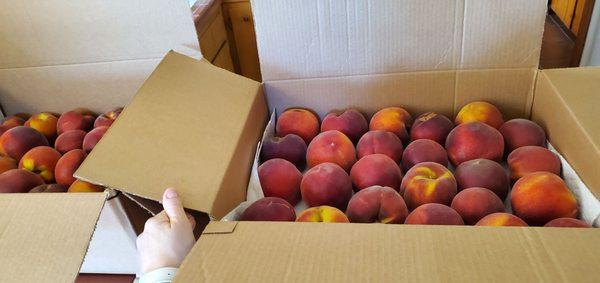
(138, 267), (178, 283)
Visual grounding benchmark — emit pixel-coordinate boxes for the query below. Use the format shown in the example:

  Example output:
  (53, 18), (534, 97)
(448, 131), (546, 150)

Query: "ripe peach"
(56, 110), (95, 134)
(29, 184), (68, 193)
(0, 126), (49, 161)
(445, 122), (504, 166)
(54, 130), (86, 154)
(410, 112), (454, 145)
(94, 107), (123, 128)
(296, 206), (349, 223)
(450, 187), (505, 225)
(0, 155), (17, 174)
(475, 213), (528, 227)
(454, 159), (510, 199)
(82, 126), (108, 153)
(345, 186), (408, 224)
(306, 130), (356, 171)
(301, 163), (353, 210)
(260, 134), (307, 169)
(2, 116), (26, 128)
(19, 146), (62, 183)
(55, 149), (87, 186)
(25, 113), (59, 141)
(258, 158), (302, 205)
(350, 154), (403, 192)
(321, 109), (368, 143)
(401, 139), (449, 170)
(544, 218), (592, 228)
(511, 172), (578, 226)
(455, 101), (504, 129)
(0, 169), (45, 193)
(276, 108), (320, 144)
(404, 203), (464, 225)
(499, 119), (546, 153)
(67, 180), (104, 193)
(401, 162), (457, 210)
(508, 146), (561, 181)
(240, 197), (296, 221)
(369, 107), (413, 142)
(356, 130), (404, 163)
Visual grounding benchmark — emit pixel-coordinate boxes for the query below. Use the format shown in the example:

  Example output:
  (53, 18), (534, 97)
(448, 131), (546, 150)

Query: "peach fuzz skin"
(356, 130), (404, 163)
(18, 146), (62, 183)
(450, 187), (505, 225)
(445, 122), (504, 166)
(404, 203), (464, 225)
(260, 134), (307, 169)
(54, 130), (86, 154)
(258, 158), (302, 205)
(55, 149), (87, 186)
(410, 112), (454, 146)
(0, 126), (49, 161)
(25, 113), (59, 141)
(401, 139), (449, 171)
(454, 159), (509, 200)
(499, 118), (546, 153)
(276, 108), (320, 144)
(301, 162), (353, 210)
(369, 107), (413, 143)
(94, 107), (123, 128)
(345, 186), (408, 224)
(296, 206), (349, 223)
(475, 213), (528, 227)
(455, 101), (504, 129)
(0, 169), (45, 193)
(57, 110), (95, 135)
(67, 180), (104, 193)
(544, 218), (592, 228)
(400, 162), (457, 211)
(0, 155), (17, 174)
(350, 154), (403, 192)
(321, 109), (368, 143)
(240, 197), (296, 222)
(306, 130), (356, 172)
(507, 146), (561, 181)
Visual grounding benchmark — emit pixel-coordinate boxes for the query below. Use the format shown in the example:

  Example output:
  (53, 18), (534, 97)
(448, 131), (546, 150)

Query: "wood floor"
(540, 14), (575, 69)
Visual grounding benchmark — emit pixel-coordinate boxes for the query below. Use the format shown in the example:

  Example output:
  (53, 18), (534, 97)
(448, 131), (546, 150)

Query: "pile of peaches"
(0, 108), (121, 193)
(242, 101), (593, 228)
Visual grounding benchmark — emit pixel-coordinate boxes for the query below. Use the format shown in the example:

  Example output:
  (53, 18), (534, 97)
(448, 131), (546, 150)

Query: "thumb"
(162, 188), (188, 226)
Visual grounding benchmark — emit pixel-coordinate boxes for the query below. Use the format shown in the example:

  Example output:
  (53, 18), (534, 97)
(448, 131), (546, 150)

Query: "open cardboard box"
(0, 0), (201, 280)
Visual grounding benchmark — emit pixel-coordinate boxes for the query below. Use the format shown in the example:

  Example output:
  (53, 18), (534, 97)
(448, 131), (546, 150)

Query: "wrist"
(139, 267), (178, 283)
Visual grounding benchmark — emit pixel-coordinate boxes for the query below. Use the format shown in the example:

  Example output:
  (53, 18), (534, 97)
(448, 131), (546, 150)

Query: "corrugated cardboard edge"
(202, 221), (238, 234)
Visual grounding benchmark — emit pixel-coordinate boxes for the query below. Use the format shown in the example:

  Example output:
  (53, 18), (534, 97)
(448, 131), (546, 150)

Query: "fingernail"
(166, 188), (178, 199)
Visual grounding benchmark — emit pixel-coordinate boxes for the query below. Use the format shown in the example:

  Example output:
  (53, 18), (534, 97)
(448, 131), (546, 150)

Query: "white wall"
(581, 0), (600, 66)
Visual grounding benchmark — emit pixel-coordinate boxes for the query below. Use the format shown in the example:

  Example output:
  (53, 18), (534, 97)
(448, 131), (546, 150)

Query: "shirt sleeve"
(138, 267), (178, 283)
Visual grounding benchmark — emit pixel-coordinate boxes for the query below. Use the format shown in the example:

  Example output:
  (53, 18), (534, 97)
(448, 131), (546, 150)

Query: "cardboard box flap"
(76, 51), (268, 219)
(252, 0), (546, 82)
(0, 193), (107, 283)
(176, 221), (600, 282)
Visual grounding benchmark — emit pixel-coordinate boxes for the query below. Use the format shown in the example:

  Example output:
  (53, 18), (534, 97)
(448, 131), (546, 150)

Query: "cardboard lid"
(251, 0), (547, 82)
(0, 193), (107, 282)
(175, 221), (600, 282)
(76, 51), (267, 219)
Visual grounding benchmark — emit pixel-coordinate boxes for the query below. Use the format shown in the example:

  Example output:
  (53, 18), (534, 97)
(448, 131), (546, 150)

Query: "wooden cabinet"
(551, 0), (591, 37)
(222, 0), (261, 81)
(193, 0), (235, 72)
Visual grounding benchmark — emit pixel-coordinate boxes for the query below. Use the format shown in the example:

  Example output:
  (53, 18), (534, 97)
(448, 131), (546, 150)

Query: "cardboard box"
(0, 0), (200, 280)
(77, 0), (600, 281)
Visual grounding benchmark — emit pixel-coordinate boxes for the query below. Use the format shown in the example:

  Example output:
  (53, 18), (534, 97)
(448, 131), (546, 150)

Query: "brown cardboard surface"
(176, 221), (600, 282)
(76, 51), (267, 219)
(251, 0), (546, 82)
(0, 193), (106, 283)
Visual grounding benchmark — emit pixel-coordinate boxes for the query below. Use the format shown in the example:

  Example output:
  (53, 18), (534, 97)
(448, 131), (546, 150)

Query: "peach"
(0, 155), (17, 174)
(450, 187), (505, 225)
(350, 154), (403, 192)
(455, 101), (504, 129)
(345, 186), (408, 224)
(400, 162), (457, 210)
(276, 108), (320, 144)
(475, 213), (528, 227)
(369, 107), (413, 143)
(240, 197), (296, 221)
(55, 149), (87, 186)
(410, 112), (454, 145)
(301, 162), (353, 210)
(404, 203), (464, 225)
(499, 119), (546, 153)
(445, 122), (504, 166)
(508, 146), (561, 181)
(56, 110), (95, 134)
(321, 109), (368, 143)
(356, 130), (403, 163)
(296, 206), (349, 223)
(25, 112), (59, 141)
(258, 158), (302, 205)
(260, 134), (307, 169)
(544, 218), (592, 228)
(18, 146), (62, 183)
(67, 180), (104, 193)
(13, 113), (31, 120)
(29, 184), (68, 193)
(454, 159), (510, 199)
(0, 126), (49, 161)
(94, 107), (123, 128)
(82, 126), (108, 153)
(401, 139), (449, 170)
(511, 172), (578, 226)
(306, 130), (356, 171)
(54, 130), (86, 154)
(0, 169), (45, 193)
(2, 116), (26, 127)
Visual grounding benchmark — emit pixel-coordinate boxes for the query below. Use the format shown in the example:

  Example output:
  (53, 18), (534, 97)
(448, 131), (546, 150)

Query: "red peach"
(0, 169), (45, 193)
(258, 158), (302, 205)
(306, 130), (356, 171)
(2, 116), (26, 128)
(507, 146), (561, 181)
(544, 218), (592, 228)
(445, 122), (504, 166)
(401, 162), (457, 210)
(369, 107), (413, 142)
(25, 112), (59, 141)
(94, 107), (123, 128)
(410, 112), (454, 145)
(345, 186), (408, 224)
(19, 146), (62, 183)
(260, 134), (307, 169)
(321, 109), (368, 143)
(54, 130), (86, 154)
(455, 101), (504, 129)
(450, 187), (505, 225)
(240, 197), (296, 221)
(454, 159), (510, 199)
(82, 126), (109, 153)
(301, 162), (353, 210)
(401, 139), (449, 171)
(296, 206), (349, 223)
(67, 180), (104, 193)
(350, 154), (403, 192)
(276, 108), (320, 144)
(404, 203), (464, 225)
(499, 119), (546, 153)
(475, 213), (528, 227)
(0, 155), (17, 174)
(356, 130), (404, 163)
(54, 149), (87, 186)
(0, 126), (49, 161)
(56, 110), (95, 134)
(29, 184), (68, 193)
